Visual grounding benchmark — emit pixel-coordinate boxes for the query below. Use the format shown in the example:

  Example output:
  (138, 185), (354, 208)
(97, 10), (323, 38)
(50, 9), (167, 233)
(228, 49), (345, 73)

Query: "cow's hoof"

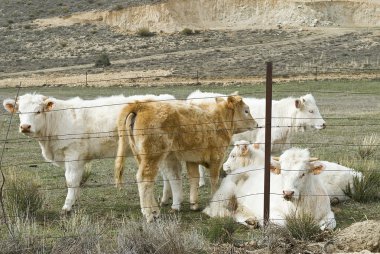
(169, 208), (180, 214)
(60, 209), (72, 218)
(330, 197), (340, 206)
(160, 201), (170, 207)
(199, 181), (206, 188)
(245, 218), (259, 228)
(190, 203), (200, 211)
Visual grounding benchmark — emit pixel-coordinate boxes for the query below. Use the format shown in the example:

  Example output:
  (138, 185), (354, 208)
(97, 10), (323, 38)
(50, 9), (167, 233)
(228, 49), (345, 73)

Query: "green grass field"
(0, 80), (379, 252)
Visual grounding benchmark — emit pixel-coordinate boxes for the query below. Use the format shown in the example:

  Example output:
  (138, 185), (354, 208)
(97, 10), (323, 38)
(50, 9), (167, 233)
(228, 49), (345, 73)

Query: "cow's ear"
(3, 99), (17, 113)
(252, 143), (260, 150)
(43, 99), (55, 111)
(270, 160), (281, 174)
(295, 99), (303, 109)
(310, 161), (325, 175)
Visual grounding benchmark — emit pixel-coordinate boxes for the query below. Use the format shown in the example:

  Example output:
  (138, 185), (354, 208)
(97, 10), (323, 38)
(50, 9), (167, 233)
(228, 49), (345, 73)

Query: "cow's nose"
(20, 124), (31, 133)
(283, 190), (294, 200)
(322, 123), (326, 129)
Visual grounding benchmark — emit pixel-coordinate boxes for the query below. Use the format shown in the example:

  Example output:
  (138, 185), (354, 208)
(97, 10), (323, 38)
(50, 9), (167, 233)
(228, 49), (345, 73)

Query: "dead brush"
(117, 215), (207, 254)
(51, 210), (102, 254)
(0, 216), (45, 254)
(358, 133), (379, 159)
(4, 168), (44, 218)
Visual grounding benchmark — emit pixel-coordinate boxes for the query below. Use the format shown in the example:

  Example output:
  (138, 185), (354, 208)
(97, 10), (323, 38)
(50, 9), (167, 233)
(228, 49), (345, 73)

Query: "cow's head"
(270, 148), (325, 201)
(217, 93), (256, 134)
(3, 94), (55, 136)
(223, 140), (251, 173)
(294, 94), (326, 131)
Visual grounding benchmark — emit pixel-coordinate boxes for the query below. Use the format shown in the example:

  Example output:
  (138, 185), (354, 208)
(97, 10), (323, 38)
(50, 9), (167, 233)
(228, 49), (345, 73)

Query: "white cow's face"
(294, 94), (326, 130)
(223, 140), (251, 173)
(271, 148), (325, 201)
(3, 94), (54, 136)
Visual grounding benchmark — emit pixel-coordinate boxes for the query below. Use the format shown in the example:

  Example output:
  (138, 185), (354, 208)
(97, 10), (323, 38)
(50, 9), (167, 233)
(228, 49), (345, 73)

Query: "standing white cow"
(187, 90), (326, 187)
(204, 148), (336, 230)
(3, 93), (175, 213)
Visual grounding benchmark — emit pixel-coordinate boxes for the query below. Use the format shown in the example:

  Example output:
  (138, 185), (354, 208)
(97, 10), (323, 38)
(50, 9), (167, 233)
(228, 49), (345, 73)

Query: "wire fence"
(0, 66), (379, 248)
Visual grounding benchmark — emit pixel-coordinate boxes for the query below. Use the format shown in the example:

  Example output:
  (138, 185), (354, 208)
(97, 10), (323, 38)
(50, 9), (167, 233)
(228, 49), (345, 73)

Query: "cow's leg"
(160, 170), (172, 206)
(162, 157), (183, 211)
(186, 162), (200, 211)
(198, 165), (206, 187)
(62, 160), (85, 212)
(136, 157), (160, 222)
(209, 163), (221, 195)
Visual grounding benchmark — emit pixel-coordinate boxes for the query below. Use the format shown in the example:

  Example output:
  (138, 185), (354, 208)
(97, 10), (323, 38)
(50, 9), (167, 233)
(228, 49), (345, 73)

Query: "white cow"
(187, 90), (326, 187)
(3, 93), (175, 213)
(204, 148), (336, 230)
(223, 141), (361, 203)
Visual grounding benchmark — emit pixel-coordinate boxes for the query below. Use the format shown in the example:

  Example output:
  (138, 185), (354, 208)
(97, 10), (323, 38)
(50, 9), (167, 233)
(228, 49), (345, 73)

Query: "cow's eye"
(36, 110), (41, 114)
(231, 155), (235, 158)
(245, 109), (249, 114)
(309, 110), (314, 114)
(300, 173), (305, 178)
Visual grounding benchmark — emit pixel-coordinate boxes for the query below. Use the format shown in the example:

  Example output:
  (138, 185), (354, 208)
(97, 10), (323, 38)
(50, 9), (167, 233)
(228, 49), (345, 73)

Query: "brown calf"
(115, 94), (256, 222)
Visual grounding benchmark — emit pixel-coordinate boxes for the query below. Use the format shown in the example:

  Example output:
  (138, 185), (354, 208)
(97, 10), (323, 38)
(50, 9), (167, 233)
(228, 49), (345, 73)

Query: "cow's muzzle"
(283, 190), (294, 201)
(315, 123), (326, 130)
(20, 124), (31, 133)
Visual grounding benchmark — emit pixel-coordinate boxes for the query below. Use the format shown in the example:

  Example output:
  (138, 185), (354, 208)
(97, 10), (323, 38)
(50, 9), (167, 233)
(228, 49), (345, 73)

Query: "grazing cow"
(204, 148), (336, 230)
(115, 94), (256, 222)
(3, 93), (175, 214)
(222, 141), (361, 203)
(187, 90), (326, 187)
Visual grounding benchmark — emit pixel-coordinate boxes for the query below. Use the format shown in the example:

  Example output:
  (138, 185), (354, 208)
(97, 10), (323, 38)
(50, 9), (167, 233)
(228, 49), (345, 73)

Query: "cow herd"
(2, 90), (361, 229)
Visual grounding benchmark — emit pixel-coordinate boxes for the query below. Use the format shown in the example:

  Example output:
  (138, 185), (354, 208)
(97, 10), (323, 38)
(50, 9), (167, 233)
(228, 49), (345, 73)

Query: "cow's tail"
(115, 103), (138, 189)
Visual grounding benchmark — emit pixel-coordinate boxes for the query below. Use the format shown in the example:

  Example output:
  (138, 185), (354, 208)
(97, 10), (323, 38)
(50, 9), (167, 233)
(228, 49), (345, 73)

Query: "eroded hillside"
(35, 0), (380, 32)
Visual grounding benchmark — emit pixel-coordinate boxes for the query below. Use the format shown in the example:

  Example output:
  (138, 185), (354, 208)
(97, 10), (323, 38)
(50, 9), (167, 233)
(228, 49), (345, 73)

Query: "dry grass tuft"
(52, 210), (102, 254)
(358, 133), (379, 159)
(117, 215), (207, 254)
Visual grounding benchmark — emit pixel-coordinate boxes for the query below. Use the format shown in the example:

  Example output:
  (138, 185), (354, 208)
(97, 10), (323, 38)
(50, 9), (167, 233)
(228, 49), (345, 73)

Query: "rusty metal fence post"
(264, 62), (272, 226)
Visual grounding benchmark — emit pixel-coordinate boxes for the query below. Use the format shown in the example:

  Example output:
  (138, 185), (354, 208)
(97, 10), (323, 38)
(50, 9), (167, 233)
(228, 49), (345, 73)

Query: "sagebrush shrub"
(94, 53), (111, 67)
(358, 133), (378, 159)
(136, 27), (155, 37)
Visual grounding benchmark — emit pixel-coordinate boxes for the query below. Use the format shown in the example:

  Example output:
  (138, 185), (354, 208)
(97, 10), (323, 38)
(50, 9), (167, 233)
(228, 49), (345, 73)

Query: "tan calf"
(115, 94), (256, 222)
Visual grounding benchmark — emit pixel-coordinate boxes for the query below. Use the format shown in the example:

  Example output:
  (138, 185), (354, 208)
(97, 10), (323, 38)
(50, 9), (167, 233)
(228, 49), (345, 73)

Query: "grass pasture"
(0, 79), (379, 253)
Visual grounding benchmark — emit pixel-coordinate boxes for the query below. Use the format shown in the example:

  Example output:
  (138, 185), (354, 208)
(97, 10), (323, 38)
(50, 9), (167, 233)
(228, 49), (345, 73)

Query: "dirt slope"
(35, 0), (380, 32)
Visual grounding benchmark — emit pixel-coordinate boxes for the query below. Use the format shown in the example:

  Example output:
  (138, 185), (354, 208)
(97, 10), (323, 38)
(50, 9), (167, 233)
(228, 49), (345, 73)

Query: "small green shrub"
(285, 211), (321, 241)
(358, 133), (378, 159)
(181, 28), (194, 36)
(344, 161), (380, 203)
(113, 4), (123, 11)
(94, 53), (111, 67)
(136, 27), (155, 37)
(4, 169), (44, 218)
(203, 217), (238, 243)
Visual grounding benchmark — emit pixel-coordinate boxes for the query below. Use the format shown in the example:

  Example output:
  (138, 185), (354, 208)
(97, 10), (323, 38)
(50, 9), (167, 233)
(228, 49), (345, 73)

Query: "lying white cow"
(3, 93), (175, 213)
(204, 148), (336, 230)
(187, 90), (326, 187)
(223, 141), (361, 203)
